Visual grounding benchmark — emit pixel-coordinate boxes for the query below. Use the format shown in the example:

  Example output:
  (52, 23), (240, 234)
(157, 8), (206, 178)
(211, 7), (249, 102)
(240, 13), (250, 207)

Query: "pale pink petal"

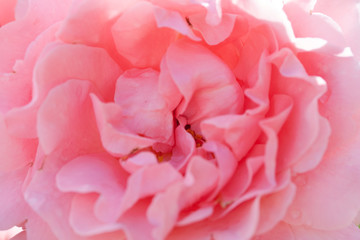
(37, 80), (102, 155)
(176, 206), (214, 226)
(58, 0), (135, 44)
(10, 231), (26, 240)
(153, 6), (201, 41)
(118, 163), (182, 216)
(233, 26), (276, 82)
(158, 58), (182, 111)
(168, 198), (260, 240)
(56, 153), (126, 223)
(112, 1), (176, 68)
(221, 153), (263, 202)
(0, 0), (73, 73)
(202, 52), (271, 174)
(0, 0), (16, 27)
(91, 95), (155, 157)
(180, 156), (219, 209)
(202, 142), (237, 199)
(190, 0), (222, 26)
(147, 182), (183, 240)
(0, 115), (37, 171)
(24, 151), (96, 240)
(269, 48), (329, 173)
(169, 126), (195, 170)
(221, 170), (292, 218)
(205, 52), (269, 160)
(257, 222), (360, 240)
(69, 194), (122, 236)
(231, 0), (294, 46)
(119, 200), (154, 240)
(284, 51), (360, 229)
(114, 68), (174, 143)
(147, 156), (218, 239)
(314, 0), (360, 59)
(259, 94), (293, 184)
(291, 116), (331, 173)
(0, 166), (31, 230)
(25, 213), (57, 240)
(165, 40), (243, 130)
(255, 183), (296, 235)
(284, 2), (346, 52)
(5, 43), (121, 138)
(201, 114), (262, 160)
(120, 151), (158, 174)
(0, 23), (59, 113)
(189, 12), (236, 45)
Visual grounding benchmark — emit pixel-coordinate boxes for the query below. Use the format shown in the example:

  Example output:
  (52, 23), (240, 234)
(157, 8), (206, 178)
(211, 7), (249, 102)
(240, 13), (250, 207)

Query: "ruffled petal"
(164, 40), (243, 131)
(114, 68), (174, 143)
(118, 163), (182, 217)
(0, 0), (16, 27)
(314, 0), (360, 59)
(5, 43), (121, 138)
(257, 222), (360, 240)
(285, 51), (360, 230)
(0, 23), (59, 113)
(91, 95), (155, 157)
(0, 166), (31, 230)
(112, 1), (176, 68)
(0, 115), (37, 171)
(189, 12), (236, 45)
(56, 154), (126, 223)
(69, 194), (123, 236)
(37, 80), (102, 155)
(255, 183), (296, 235)
(0, 0), (73, 73)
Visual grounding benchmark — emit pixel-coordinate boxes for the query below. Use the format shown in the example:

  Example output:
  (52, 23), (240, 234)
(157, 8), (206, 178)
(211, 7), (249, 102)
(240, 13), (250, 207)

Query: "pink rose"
(1, 0), (360, 239)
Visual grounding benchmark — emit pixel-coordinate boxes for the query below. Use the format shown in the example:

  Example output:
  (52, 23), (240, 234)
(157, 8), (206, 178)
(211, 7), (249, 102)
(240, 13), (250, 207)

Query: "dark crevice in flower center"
(185, 17), (193, 28)
(185, 124), (206, 147)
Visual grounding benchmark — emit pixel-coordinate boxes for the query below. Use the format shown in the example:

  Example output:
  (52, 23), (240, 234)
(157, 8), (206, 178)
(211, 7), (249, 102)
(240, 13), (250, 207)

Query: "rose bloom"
(1, 0), (360, 239)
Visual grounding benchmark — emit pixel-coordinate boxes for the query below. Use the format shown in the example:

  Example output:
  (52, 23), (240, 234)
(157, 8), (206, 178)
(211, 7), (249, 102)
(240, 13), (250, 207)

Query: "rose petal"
(202, 142), (237, 200)
(114, 68), (174, 143)
(91, 94), (155, 157)
(167, 198), (260, 240)
(5, 43), (121, 138)
(169, 126), (195, 170)
(0, 0), (73, 73)
(286, 51), (360, 230)
(314, 0), (360, 59)
(0, 115), (37, 171)
(24, 151), (80, 240)
(0, 166), (31, 230)
(255, 183), (296, 235)
(259, 94), (293, 184)
(112, 1), (176, 68)
(56, 153), (126, 223)
(58, 0), (134, 44)
(25, 213), (57, 240)
(0, 23), (60, 113)
(153, 6), (201, 41)
(284, 2), (346, 52)
(69, 194), (122, 236)
(120, 151), (158, 174)
(269, 48), (329, 172)
(165, 40), (243, 130)
(37, 79), (102, 155)
(147, 156), (219, 239)
(257, 222), (360, 240)
(189, 12), (236, 45)
(0, 0), (16, 26)
(118, 163), (182, 217)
